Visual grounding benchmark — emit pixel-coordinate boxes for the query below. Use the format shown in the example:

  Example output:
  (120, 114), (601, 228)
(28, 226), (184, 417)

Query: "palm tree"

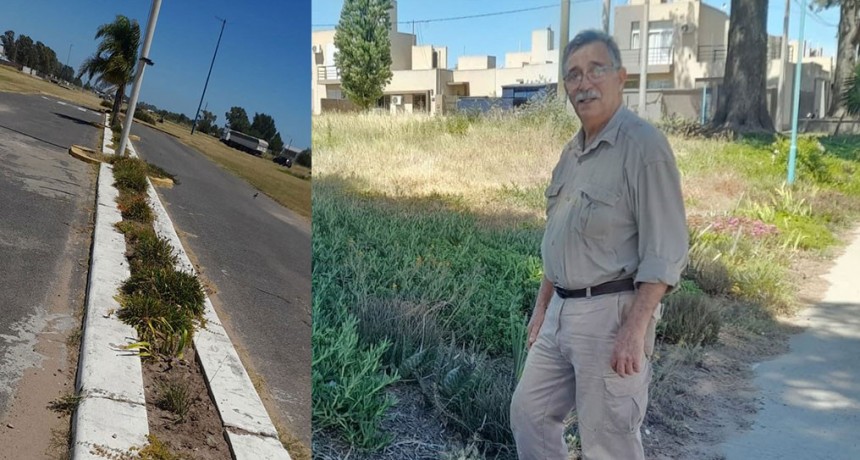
(78, 15), (140, 124)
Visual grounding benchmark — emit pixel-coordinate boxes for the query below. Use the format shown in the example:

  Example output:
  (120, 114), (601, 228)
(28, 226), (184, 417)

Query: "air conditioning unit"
(312, 45), (321, 53)
(391, 95), (403, 105)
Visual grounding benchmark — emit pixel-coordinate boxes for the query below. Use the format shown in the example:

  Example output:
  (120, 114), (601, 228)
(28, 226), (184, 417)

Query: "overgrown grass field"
(312, 99), (860, 457)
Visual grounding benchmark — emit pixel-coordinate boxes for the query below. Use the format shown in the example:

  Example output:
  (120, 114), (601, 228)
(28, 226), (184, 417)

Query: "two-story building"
(313, 0), (832, 128)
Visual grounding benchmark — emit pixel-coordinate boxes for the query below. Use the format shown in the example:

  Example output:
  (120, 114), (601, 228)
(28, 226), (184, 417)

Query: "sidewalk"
(721, 227), (860, 459)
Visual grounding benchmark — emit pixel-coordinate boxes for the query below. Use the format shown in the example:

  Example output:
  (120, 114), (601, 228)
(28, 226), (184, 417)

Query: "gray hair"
(562, 30), (622, 69)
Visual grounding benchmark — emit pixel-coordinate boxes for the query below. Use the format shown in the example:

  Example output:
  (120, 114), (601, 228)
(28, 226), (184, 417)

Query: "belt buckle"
(586, 286), (592, 299)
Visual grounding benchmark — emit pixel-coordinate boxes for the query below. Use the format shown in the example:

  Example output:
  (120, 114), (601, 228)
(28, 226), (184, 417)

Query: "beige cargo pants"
(510, 291), (660, 460)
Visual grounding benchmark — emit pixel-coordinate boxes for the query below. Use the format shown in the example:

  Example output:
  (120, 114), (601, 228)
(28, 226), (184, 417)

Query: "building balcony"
(317, 65), (340, 83)
(619, 47), (673, 74)
(697, 45), (726, 63)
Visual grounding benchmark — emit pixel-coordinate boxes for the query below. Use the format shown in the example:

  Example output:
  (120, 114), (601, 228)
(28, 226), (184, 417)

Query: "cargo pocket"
(576, 185), (620, 239)
(603, 366), (650, 434)
(545, 181), (564, 217)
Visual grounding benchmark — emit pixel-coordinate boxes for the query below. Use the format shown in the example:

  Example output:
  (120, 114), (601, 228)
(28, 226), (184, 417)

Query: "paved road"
(721, 227), (860, 459)
(130, 123), (311, 444)
(0, 92), (99, 417)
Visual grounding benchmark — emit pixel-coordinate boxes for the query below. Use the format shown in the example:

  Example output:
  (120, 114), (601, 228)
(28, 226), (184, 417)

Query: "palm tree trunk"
(112, 85), (124, 126)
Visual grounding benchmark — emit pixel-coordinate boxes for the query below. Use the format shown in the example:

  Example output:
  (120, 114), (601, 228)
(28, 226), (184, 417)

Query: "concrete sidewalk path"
(721, 227), (860, 459)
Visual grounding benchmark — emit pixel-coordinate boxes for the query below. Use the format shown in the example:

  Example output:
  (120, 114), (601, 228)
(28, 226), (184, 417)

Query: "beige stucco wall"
(505, 52), (531, 68)
(453, 63), (556, 97)
(390, 31), (416, 70)
(458, 56), (496, 70)
(412, 45), (435, 70)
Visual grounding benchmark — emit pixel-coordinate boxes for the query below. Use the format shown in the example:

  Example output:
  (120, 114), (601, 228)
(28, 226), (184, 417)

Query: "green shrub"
(122, 268), (205, 318)
(112, 156), (149, 192)
(134, 110), (156, 124)
(312, 314), (399, 451)
(424, 346), (517, 451)
(100, 99), (112, 109)
(685, 244), (733, 297)
(134, 232), (177, 271)
(296, 151), (312, 168)
(657, 114), (706, 138)
(118, 293), (194, 357)
(659, 291), (722, 346)
(116, 193), (152, 224)
(772, 136), (832, 183)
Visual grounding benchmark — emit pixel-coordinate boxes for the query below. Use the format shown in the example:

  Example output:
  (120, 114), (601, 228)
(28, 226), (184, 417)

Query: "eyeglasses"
(563, 64), (618, 86)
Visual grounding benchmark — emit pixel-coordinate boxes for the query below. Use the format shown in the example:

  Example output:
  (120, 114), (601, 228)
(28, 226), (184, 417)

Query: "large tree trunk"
(709, 0), (775, 134)
(111, 84), (124, 126)
(827, 1), (860, 116)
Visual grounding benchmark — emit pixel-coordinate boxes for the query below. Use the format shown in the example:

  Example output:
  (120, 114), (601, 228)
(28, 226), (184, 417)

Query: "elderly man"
(509, 30), (688, 459)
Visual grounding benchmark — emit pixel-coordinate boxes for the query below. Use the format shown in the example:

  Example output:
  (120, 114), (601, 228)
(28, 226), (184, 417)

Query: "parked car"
(273, 156), (293, 168)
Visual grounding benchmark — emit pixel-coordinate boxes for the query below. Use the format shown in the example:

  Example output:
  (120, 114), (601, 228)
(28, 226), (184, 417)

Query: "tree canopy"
(334, 0), (394, 110)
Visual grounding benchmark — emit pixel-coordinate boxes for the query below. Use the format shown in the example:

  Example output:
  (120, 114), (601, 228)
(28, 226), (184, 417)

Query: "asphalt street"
(0, 92), (99, 418)
(130, 123), (312, 444)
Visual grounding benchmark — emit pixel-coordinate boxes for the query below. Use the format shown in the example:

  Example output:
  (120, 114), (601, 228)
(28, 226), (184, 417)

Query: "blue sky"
(312, 0), (840, 69)
(1, 0), (311, 149)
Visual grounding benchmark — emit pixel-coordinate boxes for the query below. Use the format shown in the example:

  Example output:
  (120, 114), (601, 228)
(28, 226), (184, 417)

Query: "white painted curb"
(144, 165), (292, 460)
(71, 163), (148, 459)
(101, 113), (114, 155)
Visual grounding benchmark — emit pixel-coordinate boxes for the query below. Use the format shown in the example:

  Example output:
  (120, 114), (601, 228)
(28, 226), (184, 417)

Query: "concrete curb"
(79, 121), (291, 459)
(71, 163), (149, 459)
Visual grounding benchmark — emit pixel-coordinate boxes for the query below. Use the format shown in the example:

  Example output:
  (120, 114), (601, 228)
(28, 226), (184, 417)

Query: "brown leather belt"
(554, 278), (635, 299)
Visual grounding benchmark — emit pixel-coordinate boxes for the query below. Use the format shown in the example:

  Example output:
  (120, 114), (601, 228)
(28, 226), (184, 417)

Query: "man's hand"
(527, 305), (547, 350)
(610, 282), (667, 377)
(527, 276), (555, 350)
(611, 324), (646, 377)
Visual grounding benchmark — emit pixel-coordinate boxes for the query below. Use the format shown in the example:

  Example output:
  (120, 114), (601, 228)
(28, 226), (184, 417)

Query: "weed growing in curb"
(157, 377), (192, 422)
(48, 392), (83, 415)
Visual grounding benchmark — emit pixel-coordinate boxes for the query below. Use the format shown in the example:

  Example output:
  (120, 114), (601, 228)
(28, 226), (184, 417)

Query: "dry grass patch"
(141, 120), (311, 218)
(314, 112), (571, 213)
(0, 65), (103, 109)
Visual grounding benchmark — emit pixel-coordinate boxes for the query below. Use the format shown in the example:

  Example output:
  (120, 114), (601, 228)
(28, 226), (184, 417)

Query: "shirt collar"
(573, 105), (629, 157)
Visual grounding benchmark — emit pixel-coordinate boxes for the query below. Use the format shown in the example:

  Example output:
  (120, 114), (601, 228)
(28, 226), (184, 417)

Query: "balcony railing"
(619, 47), (674, 67)
(317, 65), (340, 81)
(698, 45), (727, 63)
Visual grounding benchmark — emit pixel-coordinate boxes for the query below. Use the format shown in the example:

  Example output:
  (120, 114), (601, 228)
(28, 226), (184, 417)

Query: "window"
(631, 20), (673, 65)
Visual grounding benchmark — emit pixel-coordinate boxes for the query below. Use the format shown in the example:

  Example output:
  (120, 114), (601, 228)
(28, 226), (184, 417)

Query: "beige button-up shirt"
(541, 105), (688, 291)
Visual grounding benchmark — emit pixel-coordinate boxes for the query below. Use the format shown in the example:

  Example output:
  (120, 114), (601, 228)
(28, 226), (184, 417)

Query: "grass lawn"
(312, 100), (860, 458)
(0, 65), (103, 109)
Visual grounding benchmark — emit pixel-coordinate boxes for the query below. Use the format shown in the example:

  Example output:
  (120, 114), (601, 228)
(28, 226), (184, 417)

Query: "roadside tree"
(334, 0), (394, 110)
(709, 0), (775, 134)
(78, 15), (141, 124)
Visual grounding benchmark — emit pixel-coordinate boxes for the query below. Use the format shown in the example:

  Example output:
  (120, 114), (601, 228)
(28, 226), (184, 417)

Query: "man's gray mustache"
(575, 90), (601, 102)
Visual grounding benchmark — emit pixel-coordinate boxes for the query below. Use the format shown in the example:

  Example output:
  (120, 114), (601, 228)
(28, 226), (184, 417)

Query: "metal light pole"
(775, 0), (790, 131)
(66, 44), (73, 71)
(638, 0), (650, 117)
(558, 0), (570, 100)
(191, 17), (226, 135)
(117, 0), (161, 157)
(787, 0), (807, 185)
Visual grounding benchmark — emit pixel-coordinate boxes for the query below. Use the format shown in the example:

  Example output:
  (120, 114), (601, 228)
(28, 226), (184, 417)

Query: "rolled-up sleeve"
(633, 157), (688, 289)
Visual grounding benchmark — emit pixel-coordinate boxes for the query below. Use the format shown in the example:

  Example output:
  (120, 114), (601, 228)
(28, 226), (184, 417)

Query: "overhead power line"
(313, 2), (599, 28)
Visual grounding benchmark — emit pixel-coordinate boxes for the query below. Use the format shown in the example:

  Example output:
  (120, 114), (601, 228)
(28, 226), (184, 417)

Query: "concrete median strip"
(72, 119), (291, 459)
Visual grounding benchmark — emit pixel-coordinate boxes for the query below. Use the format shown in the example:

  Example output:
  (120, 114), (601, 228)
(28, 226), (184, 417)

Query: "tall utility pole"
(638, 0), (650, 117)
(191, 17), (226, 135)
(602, 0), (611, 33)
(117, 0), (162, 157)
(66, 44), (73, 70)
(775, 0), (790, 132)
(557, 0), (570, 100)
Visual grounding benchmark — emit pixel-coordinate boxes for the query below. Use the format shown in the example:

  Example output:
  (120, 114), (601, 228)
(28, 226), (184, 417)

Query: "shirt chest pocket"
(545, 182), (564, 217)
(574, 185), (621, 239)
